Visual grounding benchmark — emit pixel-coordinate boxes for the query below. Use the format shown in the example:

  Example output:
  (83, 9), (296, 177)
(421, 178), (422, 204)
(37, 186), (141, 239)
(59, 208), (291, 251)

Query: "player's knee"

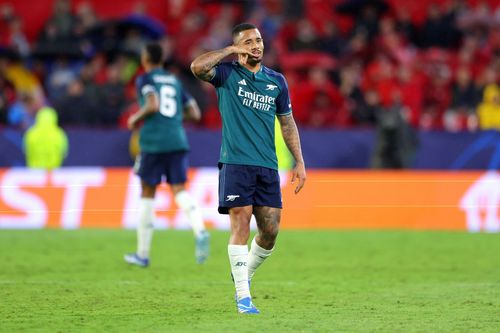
(230, 207), (252, 221)
(141, 186), (156, 198)
(229, 207), (252, 235)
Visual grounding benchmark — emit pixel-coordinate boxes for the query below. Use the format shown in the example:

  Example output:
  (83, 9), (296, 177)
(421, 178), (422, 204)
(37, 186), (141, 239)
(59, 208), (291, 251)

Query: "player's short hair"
(144, 43), (163, 65)
(232, 23), (258, 39)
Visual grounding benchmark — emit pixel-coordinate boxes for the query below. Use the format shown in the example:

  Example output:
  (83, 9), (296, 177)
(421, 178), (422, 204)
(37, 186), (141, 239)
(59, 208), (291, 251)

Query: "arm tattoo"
(191, 48), (233, 82)
(278, 115), (304, 164)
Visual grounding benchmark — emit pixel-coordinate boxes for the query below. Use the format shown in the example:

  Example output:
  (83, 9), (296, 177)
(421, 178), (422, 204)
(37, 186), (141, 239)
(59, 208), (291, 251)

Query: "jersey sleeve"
(135, 74), (156, 98)
(276, 75), (293, 116)
(208, 62), (233, 88)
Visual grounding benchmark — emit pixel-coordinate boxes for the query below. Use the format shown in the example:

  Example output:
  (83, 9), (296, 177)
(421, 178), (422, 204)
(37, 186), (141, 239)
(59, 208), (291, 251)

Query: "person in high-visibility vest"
(23, 106), (68, 169)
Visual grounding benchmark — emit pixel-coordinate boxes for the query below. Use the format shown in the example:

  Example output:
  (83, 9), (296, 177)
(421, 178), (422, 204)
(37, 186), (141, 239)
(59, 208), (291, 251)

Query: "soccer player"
(124, 42), (210, 267)
(190, 23), (306, 314)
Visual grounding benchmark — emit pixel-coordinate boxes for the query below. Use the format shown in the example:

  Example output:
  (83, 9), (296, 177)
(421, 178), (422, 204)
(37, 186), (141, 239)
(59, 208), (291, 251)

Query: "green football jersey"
(136, 68), (191, 153)
(209, 61), (293, 170)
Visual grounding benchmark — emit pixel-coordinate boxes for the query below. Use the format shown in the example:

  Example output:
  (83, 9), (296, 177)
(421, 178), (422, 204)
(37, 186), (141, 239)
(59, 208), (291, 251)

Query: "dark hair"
(144, 43), (163, 65)
(232, 23), (257, 39)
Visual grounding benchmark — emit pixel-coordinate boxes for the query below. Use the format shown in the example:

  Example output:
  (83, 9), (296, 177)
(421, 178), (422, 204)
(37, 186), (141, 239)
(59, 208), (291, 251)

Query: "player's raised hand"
(291, 161), (306, 194)
(229, 45), (255, 64)
(230, 45), (254, 56)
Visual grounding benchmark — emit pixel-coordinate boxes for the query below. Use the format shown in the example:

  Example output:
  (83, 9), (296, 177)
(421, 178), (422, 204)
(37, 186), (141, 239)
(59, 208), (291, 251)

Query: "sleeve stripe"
(141, 85), (156, 96)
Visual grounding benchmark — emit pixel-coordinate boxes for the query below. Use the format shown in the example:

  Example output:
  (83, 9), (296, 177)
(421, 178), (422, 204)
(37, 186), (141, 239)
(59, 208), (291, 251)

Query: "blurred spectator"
(396, 65), (423, 128)
(45, 57), (78, 102)
(343, 28), (370, 60)
(122, 28), (145, 56)
(0, 3), (14, 25)
(441, 0), (466, 47)
(450, 67), (480, 111)
(474, 65), (497, 103)
(352, 89), (379, 125)
(0, 71), (16, 125)
(421, 1), (464, 49)
(174, 10), (206, 68)
(489, 15), (500, 52)
(453, 43), (481, 78)
(98, 65), (126, 126)
(56, 78), (97, 125)
(199, 5), (235, 52)
(37, 20), (60, 45)
(7, 91), (38, 129)
(2, 16), (30, 58)
(45, 0), (76, 41)
(289, 19), (322, 52)
(377, 17), (414, 65)
(23, 106), (68, 169)
(114, 53), (139, 84)
(421, 60), (452, 130)
(364, 53), (398, 107)
(283, 0), (304, 20)
(79, 61), (101, 106)
(293, 67), (344, 127)
(372, 91), (417, 169)
(246, 2), (282, 41)
(420, 4), (449, 48)
(456, 1), (492, 45)
(35, 0), (91, 61)
(477, 83), (500, 130)
(339, 63), (364, 122)
(1, 56), (42, 98)
(96, 23), (120, 58)
(350, 1), (385, 41)
(320, 21), (345, 57)
(395, 7), (418, 46)
(75, 1), (99, 32)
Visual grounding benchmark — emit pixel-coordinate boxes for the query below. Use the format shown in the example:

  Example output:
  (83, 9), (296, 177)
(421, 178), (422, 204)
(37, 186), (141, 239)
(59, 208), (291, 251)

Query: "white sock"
(248, 236), (274, 280)
(175, 190), (206, 237)
(137, 198), (154, 259)
(228, 244), (250, 300)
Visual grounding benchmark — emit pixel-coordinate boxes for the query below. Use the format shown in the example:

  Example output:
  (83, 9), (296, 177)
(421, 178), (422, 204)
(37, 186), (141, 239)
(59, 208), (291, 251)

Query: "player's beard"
(247, 55), (262, 66)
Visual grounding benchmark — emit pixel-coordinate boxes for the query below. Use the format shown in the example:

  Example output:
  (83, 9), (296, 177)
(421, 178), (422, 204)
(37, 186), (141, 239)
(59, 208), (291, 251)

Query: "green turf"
(0, 230), (499, 332)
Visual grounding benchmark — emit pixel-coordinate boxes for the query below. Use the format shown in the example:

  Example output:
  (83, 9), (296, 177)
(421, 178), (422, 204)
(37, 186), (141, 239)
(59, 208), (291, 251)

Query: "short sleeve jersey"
(209, 61), (292, 170)
(136, 68), (191, 153)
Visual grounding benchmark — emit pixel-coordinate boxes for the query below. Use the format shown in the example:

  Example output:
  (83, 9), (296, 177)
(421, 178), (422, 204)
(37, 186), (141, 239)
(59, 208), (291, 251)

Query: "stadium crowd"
(1, 0), (500, 132)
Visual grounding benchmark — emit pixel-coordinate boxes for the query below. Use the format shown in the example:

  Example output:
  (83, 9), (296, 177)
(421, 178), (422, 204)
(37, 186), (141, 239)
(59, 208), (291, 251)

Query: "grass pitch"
(1, 230), (499, 332)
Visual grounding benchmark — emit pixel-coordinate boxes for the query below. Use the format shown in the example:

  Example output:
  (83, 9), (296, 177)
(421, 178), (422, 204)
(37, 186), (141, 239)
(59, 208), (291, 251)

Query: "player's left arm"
(277, 113), (306, 194)
(127, 93), (159, 130)
(182, 90), (201, 122)
(183, 99), (201, 122)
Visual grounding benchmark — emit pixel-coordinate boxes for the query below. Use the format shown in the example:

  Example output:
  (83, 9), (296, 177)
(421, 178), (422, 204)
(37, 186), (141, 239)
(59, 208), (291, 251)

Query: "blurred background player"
(191, 23), (306, 314)
(124, 42), (209, 267)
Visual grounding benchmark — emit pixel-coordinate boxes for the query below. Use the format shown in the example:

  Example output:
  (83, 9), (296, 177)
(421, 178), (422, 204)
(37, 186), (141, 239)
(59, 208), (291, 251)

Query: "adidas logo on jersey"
(238, 79), (247, 86)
